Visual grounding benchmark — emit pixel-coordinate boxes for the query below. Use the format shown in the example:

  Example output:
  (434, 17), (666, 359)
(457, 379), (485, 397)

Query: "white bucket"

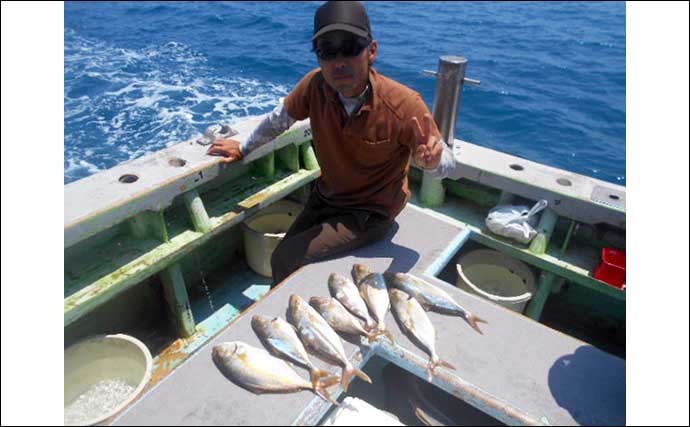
(456, 249), (536, 313)
(242, 200), (304, 277)
(64, 334), (152, 426)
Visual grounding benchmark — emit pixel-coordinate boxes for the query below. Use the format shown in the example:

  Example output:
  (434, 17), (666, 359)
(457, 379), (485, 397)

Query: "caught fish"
(352, 264), (393, 342)
(351, 263), (372, 285)
(384, 272), (486, 334)
(251, 314), (335, 388)
(212, 341), (339, 404)
(389, 289), (455, 379)
(309, 296), (385, 343)
(408, 384), (459, 427)
(328, 273), (377, 331)
(413, 404), (454, 427)
(288, 295), (371, 391)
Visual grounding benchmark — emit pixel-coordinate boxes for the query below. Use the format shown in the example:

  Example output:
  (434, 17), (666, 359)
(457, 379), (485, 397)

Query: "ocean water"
(64, 1), (625, 185)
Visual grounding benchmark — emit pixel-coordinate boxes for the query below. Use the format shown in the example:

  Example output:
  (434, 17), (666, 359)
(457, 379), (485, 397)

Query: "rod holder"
(421, 56), (479, 207)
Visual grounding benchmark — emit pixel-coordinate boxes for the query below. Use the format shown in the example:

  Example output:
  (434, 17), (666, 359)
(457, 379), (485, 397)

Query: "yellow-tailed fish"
(212, 341), (339, 404)
(389, 289), (456, 380)
(251, 314), (336, 389)
(328, 273), (377, 331)
(352, 264), (394, 343)
(384, 272), (486, 334)
(288, 294), (371, 391)
(309, 296), (385, 343)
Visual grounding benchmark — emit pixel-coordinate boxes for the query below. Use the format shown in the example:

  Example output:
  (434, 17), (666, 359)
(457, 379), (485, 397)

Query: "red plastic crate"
(593, 248), (626, 290)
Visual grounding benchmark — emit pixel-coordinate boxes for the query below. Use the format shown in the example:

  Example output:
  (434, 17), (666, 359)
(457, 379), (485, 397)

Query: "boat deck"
(113, 205), (625, 426)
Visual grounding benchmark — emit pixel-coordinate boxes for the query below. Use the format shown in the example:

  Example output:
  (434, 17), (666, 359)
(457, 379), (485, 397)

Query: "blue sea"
(64, 1), (625, 185)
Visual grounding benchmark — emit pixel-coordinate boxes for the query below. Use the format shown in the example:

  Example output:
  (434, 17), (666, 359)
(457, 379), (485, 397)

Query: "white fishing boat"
(61, 55), (627, 425)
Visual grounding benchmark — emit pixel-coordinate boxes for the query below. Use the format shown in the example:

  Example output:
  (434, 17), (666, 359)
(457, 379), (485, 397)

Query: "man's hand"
(411, 113), (443, 170)
(206, 138), (244, 163)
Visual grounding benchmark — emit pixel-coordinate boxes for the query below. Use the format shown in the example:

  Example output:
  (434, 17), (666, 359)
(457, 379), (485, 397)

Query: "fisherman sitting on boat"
(207, 1), (455, 284)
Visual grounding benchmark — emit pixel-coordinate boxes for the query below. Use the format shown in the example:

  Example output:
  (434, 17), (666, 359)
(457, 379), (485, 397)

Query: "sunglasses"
(315, 38), (370, 61)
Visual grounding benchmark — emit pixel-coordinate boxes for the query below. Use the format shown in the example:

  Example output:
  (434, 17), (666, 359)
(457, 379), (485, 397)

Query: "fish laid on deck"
(389, 289), (456, 379)
(351, 263), (372, 285)
(309, 296), (385, 343)
(211, 341), (338, 404)
(288, 294), (372, 391)
(251, 314), (336, 388)
(328, 273), (377, 331)
(352, 264), (393, 341)
(384, 272), (486, 334)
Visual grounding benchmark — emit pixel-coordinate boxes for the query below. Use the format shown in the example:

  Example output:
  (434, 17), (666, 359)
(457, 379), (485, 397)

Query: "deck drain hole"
(169, 157), (187, 167)
(509, 164), (524, 171)
(557, 178), (572, 186)
(119, 174), (139, 184)
(609, 194), (620, 200)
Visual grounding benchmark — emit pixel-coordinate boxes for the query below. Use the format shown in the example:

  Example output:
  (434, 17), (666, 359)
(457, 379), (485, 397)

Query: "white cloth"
(240, 101), (296, 155)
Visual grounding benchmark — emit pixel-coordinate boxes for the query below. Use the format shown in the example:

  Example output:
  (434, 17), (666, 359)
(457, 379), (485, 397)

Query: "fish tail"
(366, 331), (381, 343)
(428, 354), (456, 379)
(466, 313), (487, 335)
(342, 364), (372, 391)
(313, 378), (340, 406)
(353, 366), (372, 384)
(310, 367), (336, 389)
(364, 318), (377, 332)
(366, 328), (388, 343)
(341, 367), (355, 392)
(374, 322), (395, 344)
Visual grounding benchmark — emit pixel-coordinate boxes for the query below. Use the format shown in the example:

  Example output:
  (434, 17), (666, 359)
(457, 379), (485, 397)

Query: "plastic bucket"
(242, 200), (304, 277)
(64, 334), (152, 426)
(456, 249), (536, 313)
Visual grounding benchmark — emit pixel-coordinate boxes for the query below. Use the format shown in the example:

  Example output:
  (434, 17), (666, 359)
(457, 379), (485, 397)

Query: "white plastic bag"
(485, 199), (548, 244)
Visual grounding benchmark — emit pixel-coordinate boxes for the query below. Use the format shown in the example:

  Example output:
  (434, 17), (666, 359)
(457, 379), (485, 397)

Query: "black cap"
(312, 1), (371, 41)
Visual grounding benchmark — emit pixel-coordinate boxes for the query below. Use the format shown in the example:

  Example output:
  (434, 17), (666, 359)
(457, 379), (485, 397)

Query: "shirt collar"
(322, 67), (381, 116)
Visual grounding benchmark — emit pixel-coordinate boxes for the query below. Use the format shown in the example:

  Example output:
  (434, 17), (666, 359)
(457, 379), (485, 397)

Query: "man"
(207, 1), (454, 284)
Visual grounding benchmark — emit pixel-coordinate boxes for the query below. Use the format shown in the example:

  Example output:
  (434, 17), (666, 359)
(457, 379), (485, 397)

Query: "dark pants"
(270, 191), (394, 285)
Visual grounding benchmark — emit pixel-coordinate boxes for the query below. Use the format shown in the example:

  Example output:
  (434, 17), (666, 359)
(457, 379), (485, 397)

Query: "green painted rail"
(425, 191), (626, 302)
(64, 144), (320, 326)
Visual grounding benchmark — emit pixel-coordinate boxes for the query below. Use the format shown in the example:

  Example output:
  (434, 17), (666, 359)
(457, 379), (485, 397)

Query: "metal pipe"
(432, 55), (469, 145)
(421, 56), (478, 207)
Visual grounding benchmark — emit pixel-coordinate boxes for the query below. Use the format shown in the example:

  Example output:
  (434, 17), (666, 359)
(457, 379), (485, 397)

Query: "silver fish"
(384, 272), (486, 334)
(251, 314), (335, 388)
(328, 273), (377, 331)
(389, 289), (455, 379)
(288, 294), (372, 391)
(212, 341), (338, 404)
(309, 296), (385, 343)
(413, 403), (456, 427)
(353, 265), (393, 341)
(351, 263), (372, 285)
